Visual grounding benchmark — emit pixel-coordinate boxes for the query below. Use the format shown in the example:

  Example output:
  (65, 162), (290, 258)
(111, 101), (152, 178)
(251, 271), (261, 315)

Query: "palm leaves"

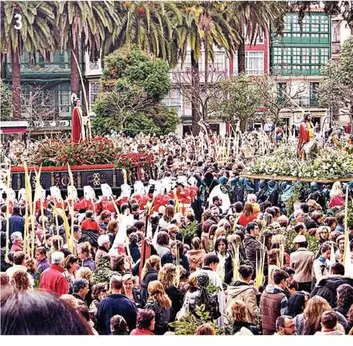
(107, 1), (182, 66)
(0, 1), (56, 55)
(0, 1), (56, 118)
(228, 1), (286, 73)
(56, 1), (119, 60)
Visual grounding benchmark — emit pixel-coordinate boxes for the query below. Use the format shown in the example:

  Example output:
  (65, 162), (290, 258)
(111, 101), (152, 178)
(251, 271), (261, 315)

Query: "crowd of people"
(1, 127), (353, 336)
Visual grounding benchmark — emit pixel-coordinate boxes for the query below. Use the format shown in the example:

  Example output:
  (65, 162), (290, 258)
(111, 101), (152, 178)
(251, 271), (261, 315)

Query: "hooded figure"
(286, 291), (307, 318)
(310, 275), (353, 308)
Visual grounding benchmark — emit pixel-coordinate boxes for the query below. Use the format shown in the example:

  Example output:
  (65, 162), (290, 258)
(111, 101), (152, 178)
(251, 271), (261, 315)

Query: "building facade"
(270, 11), (331, 128)
(5, 10), (351, 137)
(3, 50), (73, 136)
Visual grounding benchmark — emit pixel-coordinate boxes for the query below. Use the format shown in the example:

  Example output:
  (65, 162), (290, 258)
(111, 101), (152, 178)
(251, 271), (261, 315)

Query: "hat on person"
(293, 235), (306, 243)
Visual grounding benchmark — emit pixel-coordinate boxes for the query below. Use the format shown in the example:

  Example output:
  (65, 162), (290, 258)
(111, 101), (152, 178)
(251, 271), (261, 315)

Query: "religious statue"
(297, 112), (314, 159)
(71, 93), (91, 143)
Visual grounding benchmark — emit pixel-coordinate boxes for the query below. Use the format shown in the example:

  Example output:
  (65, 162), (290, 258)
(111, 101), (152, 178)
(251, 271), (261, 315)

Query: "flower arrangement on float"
(247, 145), (353, 179)
(24, 137), (154, 169)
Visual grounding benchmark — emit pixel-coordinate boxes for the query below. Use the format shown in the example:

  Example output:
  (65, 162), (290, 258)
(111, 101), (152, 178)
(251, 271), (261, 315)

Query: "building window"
(212, 51), (226, 71)
(310, 82), (319, 106)
(277, 82), (287, 104)
(162, 88), (181, 114)
(245, 51), (264, 75)
(58, 84), (71, 115)
(90, 82), (100, 108)
(182, 92), (192, 116)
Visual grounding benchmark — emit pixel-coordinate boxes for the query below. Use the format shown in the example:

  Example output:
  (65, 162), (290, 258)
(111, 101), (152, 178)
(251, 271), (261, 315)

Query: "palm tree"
(0, 1), (56, 119)
(56, 0), (120, 98)
(229, 1), (286, 74)
(175, 1), (241, 135)
(105, 1), (182, 66)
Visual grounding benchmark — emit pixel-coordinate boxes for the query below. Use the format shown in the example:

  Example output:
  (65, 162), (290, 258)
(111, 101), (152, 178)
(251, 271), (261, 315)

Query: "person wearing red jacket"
(39, 251), (69, 296)
(80, 210), (102, 234)
(130, 310), (155, 336)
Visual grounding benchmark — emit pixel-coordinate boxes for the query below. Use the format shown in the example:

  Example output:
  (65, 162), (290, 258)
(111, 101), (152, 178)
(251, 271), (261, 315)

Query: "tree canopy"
(319, 37), (353, 121)
(92, 46), (179, 136)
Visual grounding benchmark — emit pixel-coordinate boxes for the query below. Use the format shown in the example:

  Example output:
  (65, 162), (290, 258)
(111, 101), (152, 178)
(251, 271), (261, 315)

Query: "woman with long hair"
(238, 202), (257, 227)
(159, 205), (175, 229)
(107, 220), (118, 245)
(267, 249), (281, 285)
(295, 296), (347, 335)
(161, 240), (190, 276)
(89, 283), (108, 321)
(77, 242), (96, 271)
(158, 263), (184, 323)
(122, 274), (143, 308)
(145, 280), (172, 335)
(63, 255), (79, 293)
(213, 237), (232, 284)
(329, 181), (345, 209)
(140, 255), (161, 306)
(201, 219), (215, 251)
(335, 284), (353, 318)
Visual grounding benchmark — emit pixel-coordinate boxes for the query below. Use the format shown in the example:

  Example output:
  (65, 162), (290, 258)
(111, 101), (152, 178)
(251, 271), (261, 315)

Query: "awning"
(0, 127), (27, 134)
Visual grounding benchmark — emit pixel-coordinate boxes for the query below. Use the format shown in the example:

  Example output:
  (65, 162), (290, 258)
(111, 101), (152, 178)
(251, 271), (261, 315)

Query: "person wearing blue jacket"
(96, 275), (137, 335)
(9, 206), (24, 237)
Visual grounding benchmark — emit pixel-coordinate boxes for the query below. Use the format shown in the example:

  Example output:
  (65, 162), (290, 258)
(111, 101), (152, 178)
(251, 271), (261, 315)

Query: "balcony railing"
(277, 96), (320, 107)
(271, 66), (322, 76)
(6, 62), (70, 75)
(170, 69), (228, 84)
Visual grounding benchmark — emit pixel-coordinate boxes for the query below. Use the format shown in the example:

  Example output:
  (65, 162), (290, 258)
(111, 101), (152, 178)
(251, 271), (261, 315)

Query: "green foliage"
(319, 37), (353, 111)
(92, 256), (119, 285)
(0, 80), (12, 120)
(282, 226), (319, 254)
(205, 281), (222, 295)
(347, 197), (353, 230)
(180, 221), (198, 242)
(169, 304), (221, 335)
(102, 46), (170, 100)
(208, 74), (262, 131)
(93, 46), (177, 136)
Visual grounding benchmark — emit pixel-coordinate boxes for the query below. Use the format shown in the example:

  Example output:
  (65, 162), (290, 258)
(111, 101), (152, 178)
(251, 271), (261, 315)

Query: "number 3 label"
(14, 14), (22, 30)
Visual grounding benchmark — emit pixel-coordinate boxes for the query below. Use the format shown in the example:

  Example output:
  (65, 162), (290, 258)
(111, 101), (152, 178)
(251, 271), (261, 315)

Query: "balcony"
(271, 65), (322, 76)
(277, 96), (320, 108)
(5, 62), (70, 81)
(5, 51), (71, 81)
(170, 68), (228, 85)
(272, 33), (331, 46)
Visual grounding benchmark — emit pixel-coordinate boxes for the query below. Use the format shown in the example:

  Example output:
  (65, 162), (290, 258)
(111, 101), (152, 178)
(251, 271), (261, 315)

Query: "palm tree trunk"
(70, 46), (80, 96)
(11, 48), (21, 119)
(191, 50), (200, 136)
(238, 39), (246, 74)
(204, 36), (209, 120)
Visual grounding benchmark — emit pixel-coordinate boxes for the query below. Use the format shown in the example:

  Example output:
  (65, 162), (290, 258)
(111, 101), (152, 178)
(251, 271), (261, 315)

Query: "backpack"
(194, 289), (221, 321)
